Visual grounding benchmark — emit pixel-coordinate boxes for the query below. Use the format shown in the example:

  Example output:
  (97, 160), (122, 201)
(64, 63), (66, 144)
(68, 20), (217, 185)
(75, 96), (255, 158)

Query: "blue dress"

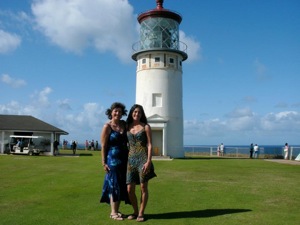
(100, 128), (129, 204)
(126, 128), (156, 185)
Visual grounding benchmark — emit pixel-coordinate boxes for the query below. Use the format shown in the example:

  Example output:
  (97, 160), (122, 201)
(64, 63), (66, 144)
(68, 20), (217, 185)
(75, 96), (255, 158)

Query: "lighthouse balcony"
(132, 40), (188, 61)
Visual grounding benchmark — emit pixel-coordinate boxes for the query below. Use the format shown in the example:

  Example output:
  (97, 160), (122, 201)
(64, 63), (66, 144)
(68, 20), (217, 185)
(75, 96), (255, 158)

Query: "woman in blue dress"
(126, 104), (156, 222)
(100, 102), (129, 221)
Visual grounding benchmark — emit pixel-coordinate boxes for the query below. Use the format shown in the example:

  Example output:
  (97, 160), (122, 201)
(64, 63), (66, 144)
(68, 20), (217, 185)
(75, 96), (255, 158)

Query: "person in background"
(53, 139), (59, 156)
(16, 139), (21, 147)
(85, 140), (89, 150)
(220, 143), (224, 156)
(284, 143), (289, 160)
(253, 144), (259, 158)
(95, 140), (99, 150)
(91, 140), (95, 150)
(72, 140), (77, 155)
(250, 143), (254, 159)
(126, 104), (156, 222)
(100, 102), (129, 221)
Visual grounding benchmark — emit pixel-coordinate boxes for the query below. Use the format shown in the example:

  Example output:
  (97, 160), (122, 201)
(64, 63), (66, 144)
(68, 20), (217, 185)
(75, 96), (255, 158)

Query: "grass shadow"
(147, 208), (252, 220)
(55, 153), (93, 157)
(79, 153), (93, 156)
(183, 157), (250, 160)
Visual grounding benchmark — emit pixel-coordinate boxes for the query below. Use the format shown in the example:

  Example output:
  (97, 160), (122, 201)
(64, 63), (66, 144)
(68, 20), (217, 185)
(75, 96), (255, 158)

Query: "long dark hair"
(126, 104), (147, 124)
(105, 102), (127, 119)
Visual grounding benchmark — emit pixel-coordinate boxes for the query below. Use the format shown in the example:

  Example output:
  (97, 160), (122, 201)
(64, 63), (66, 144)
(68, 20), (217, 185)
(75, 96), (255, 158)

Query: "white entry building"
(132, 0), (188, 158)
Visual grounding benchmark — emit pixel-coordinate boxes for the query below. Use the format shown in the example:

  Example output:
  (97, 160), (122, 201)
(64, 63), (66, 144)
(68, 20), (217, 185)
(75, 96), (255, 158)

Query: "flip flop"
(110, 214), (124, 221)
(136, 216), (145, 222)
(127, 214), (137, 220)
(117, 212), (125, 218)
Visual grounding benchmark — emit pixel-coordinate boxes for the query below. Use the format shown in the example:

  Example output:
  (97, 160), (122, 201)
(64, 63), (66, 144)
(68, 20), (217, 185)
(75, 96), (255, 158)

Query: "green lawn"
(0, 150), (299, 225)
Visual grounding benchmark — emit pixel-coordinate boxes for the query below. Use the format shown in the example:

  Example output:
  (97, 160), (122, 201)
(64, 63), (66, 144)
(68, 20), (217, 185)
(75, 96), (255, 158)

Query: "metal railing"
(132, 40), (188, 54)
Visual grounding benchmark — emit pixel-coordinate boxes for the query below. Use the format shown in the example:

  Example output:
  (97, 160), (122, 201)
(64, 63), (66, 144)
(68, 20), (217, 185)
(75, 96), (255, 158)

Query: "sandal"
(136, 216), (145, 222)
(110, 214), (124, 221)
(117, 212), (125, 218)
(127, 214), (137, 220)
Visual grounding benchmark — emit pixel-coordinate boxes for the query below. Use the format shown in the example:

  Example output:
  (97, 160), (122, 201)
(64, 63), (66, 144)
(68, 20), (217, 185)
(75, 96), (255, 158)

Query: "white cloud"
(30, 87), (52, 107)
(0, 100), (38, 116)
(226, 107), (254, 118)
(1, 74), (26, 88)
(184, 108), (300, 145)
(31, 0), (202, 63)
(57, 99), (72, 110)
(0, 30), (21, 53)
(31, 0), (137, 63)
(180, 30), (201, 62)
(55, 102), (105, 142)
(0, 87), (105, 143)
(0, 87), (53, 117)
(261, 111), (300, 131)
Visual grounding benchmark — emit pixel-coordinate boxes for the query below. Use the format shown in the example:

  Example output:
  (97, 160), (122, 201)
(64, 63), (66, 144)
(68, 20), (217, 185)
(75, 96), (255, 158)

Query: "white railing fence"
(184, 146), (300, 160)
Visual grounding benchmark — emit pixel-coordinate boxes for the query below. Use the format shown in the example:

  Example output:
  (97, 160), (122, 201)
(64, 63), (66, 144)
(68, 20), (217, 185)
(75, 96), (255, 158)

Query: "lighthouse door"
(152, 130), (162, 156)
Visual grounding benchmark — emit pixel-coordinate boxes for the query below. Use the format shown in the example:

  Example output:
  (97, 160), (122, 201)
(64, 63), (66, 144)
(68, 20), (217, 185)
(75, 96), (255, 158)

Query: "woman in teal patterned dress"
(100, 102), (129, 221)
(126, 104), (156, 222)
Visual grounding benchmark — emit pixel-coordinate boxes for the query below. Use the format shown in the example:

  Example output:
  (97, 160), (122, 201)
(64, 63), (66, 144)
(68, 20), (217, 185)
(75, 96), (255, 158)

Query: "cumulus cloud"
(1, 74), (26, 88)
(261, 111), (300, 131)
(0, 100), (39, 116)
(180, 30), (201, 62)
(184, 108), (300, 144)
(0, 30), (21, 53)
(57, 99), (72, 110)
(226, 107), (254, 118)
(31, 0), (202, 63)
(0, 87), (53, 117)
(55, 102), (105, 141)
(0, 87), (105, 142)
(30, 87), (52, 107)
(31, 0), (137, 62)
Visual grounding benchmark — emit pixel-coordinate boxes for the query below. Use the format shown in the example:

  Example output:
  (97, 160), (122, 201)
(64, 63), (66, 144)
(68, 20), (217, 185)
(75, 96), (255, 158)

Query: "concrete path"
(264, 159), (300, 165)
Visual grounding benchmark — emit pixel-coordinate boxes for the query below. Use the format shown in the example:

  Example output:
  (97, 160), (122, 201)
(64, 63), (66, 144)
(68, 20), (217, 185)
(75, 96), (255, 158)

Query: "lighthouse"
(132, 0), (188, 158)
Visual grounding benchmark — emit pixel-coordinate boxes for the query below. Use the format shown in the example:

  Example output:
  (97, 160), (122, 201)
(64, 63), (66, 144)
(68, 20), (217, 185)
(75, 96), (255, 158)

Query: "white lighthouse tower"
(132, 0), (188, 158)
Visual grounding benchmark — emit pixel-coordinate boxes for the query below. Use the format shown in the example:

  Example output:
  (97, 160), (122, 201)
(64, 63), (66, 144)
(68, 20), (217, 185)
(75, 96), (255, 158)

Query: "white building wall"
(135, 51), (184, 158)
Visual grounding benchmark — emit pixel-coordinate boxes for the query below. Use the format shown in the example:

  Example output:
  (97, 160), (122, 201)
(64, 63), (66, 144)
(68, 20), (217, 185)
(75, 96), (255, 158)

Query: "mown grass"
(0, 150), (299, 225)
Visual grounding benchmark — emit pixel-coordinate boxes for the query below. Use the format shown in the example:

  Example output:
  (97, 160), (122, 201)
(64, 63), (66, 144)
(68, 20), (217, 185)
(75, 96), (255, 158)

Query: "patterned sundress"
(100, 127), (129, 204)
(126, 128), (156, 185)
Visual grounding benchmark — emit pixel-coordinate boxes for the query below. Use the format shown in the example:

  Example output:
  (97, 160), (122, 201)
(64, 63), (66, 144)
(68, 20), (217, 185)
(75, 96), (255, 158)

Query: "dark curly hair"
(126, 104), (148, 124)
(105, 102), (127, 120)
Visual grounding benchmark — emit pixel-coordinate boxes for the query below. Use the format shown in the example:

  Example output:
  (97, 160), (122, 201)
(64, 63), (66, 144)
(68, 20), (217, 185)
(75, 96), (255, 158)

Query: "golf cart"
(9, 135), (46, 156)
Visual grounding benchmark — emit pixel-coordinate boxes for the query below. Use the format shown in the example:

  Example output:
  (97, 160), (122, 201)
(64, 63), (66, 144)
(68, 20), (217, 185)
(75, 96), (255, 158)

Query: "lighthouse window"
(154, 57), (160, 62)
(142, 58), (146, 64)
(152, 93), (162, 107)
(169, 58), (174, 64)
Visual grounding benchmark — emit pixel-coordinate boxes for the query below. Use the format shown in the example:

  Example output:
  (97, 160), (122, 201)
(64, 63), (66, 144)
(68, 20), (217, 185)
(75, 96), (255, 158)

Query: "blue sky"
(0, 0), (299, 146)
